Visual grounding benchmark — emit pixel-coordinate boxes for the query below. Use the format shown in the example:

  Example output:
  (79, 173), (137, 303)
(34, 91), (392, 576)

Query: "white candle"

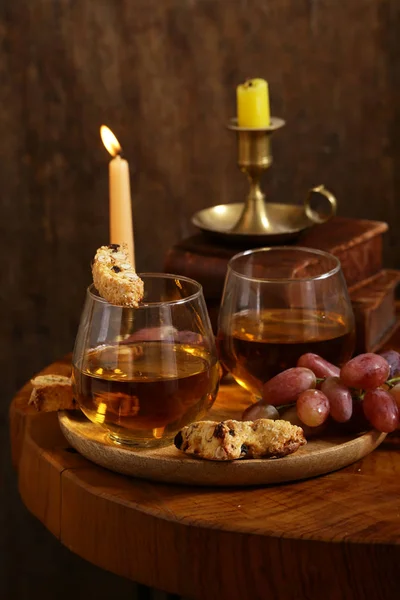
(100, 125), (135, 268)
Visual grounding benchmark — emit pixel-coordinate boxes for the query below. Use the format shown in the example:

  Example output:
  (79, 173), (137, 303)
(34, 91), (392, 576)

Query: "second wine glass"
(217, 247), (355, 398)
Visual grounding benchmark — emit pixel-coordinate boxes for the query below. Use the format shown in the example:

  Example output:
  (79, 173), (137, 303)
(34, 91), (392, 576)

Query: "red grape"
(362, 389), (399, 433)
(340, 353), (390, 390)
(297, 353), (340, 378)
(389, 383), (400, 410)
(296, 389), (330, 427)
(279, 405), (328, 438)
(379, 350), (400, 379)
(320, 377), (352, 423)
(242, 401), (279, 421)
(262, 367), (316, 406)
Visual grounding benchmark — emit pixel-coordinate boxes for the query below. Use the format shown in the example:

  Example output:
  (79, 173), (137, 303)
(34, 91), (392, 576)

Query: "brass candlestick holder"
(192, 116), (337, 245)
(229, 117), (285, 235)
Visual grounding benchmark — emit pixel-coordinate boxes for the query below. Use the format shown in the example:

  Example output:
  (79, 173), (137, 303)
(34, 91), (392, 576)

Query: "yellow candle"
(236, 78), (270, 128)
(100, 126), (135, 268)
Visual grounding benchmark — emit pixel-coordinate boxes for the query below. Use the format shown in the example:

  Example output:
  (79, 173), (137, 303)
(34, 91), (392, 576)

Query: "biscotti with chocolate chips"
(174, 418), (306, 461)
(92, 244), (144, 307)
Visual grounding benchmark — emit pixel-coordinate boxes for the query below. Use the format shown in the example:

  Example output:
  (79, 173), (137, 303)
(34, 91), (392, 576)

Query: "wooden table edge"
(9, 357), (400, 599)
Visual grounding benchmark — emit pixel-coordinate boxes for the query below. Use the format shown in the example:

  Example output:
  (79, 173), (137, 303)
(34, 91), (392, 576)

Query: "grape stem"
(316, 378), (325, 385)
(386, 376), (400, 388)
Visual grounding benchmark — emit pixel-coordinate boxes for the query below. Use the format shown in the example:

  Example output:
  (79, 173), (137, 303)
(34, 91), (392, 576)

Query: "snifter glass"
(217, 247), (355, 398)
(72, 274), (220, 447)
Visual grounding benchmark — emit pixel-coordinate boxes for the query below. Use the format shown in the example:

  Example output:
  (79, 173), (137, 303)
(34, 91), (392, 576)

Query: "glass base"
(107, 431), (173, 449)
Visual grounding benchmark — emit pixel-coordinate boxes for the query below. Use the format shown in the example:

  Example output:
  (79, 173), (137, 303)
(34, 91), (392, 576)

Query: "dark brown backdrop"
(2, 1), (400, 598)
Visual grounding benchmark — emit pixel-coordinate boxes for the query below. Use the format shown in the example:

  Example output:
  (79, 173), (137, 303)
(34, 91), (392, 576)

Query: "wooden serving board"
(58, 380), (386, 487)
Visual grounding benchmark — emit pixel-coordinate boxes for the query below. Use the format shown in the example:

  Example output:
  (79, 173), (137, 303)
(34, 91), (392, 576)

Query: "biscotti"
(29, 374), (77, 412)
(174, 418), (306, 461)
(92, 244), (144, 307)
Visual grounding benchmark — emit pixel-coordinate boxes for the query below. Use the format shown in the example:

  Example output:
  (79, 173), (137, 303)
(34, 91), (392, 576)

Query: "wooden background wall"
(2, 1), (400, 598)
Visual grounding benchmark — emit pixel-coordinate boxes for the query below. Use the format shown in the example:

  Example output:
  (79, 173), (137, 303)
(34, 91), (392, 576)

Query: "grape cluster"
(242, 351), (400, 435)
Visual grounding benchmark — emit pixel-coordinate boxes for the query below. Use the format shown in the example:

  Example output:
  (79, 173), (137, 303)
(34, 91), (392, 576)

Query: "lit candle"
(236, 78), (270, 128)
(100, 125), (135, 268)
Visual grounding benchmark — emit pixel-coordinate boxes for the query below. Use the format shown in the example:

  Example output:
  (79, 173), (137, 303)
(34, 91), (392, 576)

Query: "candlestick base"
(192, 188), (336, 245)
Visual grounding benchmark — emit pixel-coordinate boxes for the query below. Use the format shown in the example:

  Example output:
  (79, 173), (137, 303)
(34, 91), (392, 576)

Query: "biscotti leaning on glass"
(92, 243), (144, 307)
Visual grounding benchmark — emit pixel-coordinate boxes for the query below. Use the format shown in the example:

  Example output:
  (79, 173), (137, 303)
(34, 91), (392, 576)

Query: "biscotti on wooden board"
(29, 374), (76, 412)
(174, 419), (306, 461)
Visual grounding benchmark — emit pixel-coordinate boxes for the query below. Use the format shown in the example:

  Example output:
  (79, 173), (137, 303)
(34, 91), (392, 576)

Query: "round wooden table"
(10, 357), (400, 600)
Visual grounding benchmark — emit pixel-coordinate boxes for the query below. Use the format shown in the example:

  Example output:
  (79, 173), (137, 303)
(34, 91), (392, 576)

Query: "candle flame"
(100, 125), (122, 157)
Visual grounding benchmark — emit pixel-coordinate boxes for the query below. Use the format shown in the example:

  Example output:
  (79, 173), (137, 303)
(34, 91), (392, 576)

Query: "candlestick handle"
(304, 185), (337, 224)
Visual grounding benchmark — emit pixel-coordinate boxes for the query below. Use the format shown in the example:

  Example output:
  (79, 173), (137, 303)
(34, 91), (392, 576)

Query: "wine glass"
(72, 274), (220, 447)
(217, 247), (355, 398)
